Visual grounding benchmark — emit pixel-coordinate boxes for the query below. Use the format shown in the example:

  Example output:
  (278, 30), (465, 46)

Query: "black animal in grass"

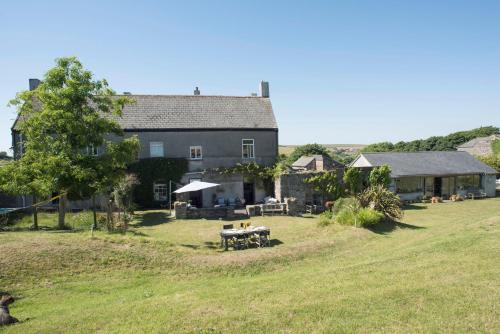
(0, 293), (19, 326)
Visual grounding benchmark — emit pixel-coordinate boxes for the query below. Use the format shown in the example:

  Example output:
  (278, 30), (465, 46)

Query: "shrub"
(318, 210), (334, 226)
(332, 197), (360, 215)
(358, 185), (403, 220)
(335, 208), (357, 226)
(356, 208), (383, 226)
(69, 211), (94, 229)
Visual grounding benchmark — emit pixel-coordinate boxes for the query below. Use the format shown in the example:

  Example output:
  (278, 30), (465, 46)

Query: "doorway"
(243, 182), (255, 204)
(189, 178), (203, 208)
(189, 191), (203, 208)
(434, 177), (442, 197)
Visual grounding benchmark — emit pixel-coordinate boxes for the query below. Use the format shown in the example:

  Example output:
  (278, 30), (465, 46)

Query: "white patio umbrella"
(173, 181), (220, 194)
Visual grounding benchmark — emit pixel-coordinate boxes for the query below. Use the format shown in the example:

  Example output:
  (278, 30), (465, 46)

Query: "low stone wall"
(174, 201), (235, 219)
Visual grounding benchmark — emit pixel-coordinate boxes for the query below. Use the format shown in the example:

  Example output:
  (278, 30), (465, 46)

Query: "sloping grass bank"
(1, 199), (499, 333)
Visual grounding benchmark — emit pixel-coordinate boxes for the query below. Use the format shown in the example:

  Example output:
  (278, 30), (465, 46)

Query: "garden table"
(220, 226), (270, 251)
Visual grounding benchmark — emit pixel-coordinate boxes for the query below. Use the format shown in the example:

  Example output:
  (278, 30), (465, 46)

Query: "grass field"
(1, 199), (499, 333)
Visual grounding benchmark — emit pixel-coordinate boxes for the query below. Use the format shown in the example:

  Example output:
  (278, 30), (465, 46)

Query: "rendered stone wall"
(275, 172), (317, 209)
(174, 201), (235, 219)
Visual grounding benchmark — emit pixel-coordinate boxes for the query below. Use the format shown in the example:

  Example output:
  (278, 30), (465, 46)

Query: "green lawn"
(1, 199), (499, 333)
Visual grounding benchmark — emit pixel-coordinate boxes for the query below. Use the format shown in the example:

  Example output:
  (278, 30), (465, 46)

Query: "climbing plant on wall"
(128, 158), (187, 208)
(214, 162), (277, 195)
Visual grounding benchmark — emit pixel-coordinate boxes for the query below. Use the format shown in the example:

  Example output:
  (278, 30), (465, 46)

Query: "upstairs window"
(190, 146), (203, 160)
(150, 142), (164, 157)
(242, 139), (255, 159)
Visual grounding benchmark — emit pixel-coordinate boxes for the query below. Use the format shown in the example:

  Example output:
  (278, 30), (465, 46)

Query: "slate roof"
(112, 95), (277, 130)
(355, 151), (496, 177)
(291, 155), (316, 167)
(12, 95), (278, 131)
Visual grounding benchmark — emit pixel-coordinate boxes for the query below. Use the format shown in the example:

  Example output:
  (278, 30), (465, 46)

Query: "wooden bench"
(467, 191), (487, 200)
(260, 203), (286, 216)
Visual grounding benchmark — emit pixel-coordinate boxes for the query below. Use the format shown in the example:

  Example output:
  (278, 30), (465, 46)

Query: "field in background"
(279, 144), (366, 156)
(1, 199), (499, 333)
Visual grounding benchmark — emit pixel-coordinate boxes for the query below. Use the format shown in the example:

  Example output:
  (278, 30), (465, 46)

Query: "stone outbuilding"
(275, 155), (344, 211)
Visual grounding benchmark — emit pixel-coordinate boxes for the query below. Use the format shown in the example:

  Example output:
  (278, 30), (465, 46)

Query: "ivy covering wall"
(128, 158), (187, 208)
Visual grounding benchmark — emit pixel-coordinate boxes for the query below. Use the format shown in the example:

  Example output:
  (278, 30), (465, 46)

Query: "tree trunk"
(92, 195), (97, 229)
(58, 193), (66, 229)
(106, 198), (113, 232)
(32, 195), (38, 230)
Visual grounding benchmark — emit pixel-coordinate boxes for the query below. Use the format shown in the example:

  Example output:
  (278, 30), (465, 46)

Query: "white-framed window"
(242, 139), (255, 159)
(153, 183), (168, 201)
(190, 146), (202, 160)
(150, 142), (164, 157)
(86, 144), (100, 156)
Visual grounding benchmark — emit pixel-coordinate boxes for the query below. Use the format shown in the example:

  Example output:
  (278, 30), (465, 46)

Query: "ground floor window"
(153, 183), (168, 201)
(395, 177), (422, 193)
(457, 175), (481, 190)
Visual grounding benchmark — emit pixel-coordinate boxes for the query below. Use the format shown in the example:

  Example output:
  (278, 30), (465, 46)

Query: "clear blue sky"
(1, 0), (500, 154)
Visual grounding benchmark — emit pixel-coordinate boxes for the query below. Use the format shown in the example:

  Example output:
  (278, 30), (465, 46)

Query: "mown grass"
(1, 199), (499, 333)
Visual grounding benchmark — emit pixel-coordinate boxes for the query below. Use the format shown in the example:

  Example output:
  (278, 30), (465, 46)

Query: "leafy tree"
(7, 57), (139, 229)
(478, 154), (500, 172)
(0, 155), (52, 229)
(369, 165), (391, 188)
(362, 126), (499, 153)
(343, 167), (363, 195)
(286, 143), (331, 165)
(305, 170), (342, 201)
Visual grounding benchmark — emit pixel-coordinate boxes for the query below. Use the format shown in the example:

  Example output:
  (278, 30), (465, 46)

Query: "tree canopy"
(369, 165), (392, 188)
(286, 143), (331, 165)
(362, 126), (499, 153)
(2, 57), (139, 228)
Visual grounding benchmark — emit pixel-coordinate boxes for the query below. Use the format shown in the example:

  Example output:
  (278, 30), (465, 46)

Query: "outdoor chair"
(233, 235), (247, 250)
(258, 232), (270, 247)
(248, 233), (261, 248)
(215, 197), (226, 207)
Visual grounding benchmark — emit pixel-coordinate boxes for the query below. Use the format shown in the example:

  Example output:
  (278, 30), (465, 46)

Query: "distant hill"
(279, 144), (366, 157)
(362, 126), (499, 153)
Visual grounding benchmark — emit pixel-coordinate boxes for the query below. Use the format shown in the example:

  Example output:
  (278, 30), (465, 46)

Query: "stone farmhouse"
(11, 80), (278, 209)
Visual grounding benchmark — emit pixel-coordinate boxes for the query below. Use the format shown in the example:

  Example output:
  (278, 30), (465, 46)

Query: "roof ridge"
(115, 94), (269, 98)
(362, 151), (466, 154)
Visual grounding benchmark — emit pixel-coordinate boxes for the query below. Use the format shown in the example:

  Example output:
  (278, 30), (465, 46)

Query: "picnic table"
(220, 226), (271, 251)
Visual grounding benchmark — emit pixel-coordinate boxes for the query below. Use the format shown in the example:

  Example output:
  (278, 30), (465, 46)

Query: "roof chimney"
(194, 87), (200, 95)
(29, 78), (41, 91)
(260, 81), (269, 98)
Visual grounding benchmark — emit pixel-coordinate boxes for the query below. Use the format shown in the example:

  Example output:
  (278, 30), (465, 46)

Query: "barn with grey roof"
(351, 151), (497, 200)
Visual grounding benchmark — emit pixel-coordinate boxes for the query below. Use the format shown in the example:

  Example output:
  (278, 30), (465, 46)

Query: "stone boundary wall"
(174, 201), (235, 219)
